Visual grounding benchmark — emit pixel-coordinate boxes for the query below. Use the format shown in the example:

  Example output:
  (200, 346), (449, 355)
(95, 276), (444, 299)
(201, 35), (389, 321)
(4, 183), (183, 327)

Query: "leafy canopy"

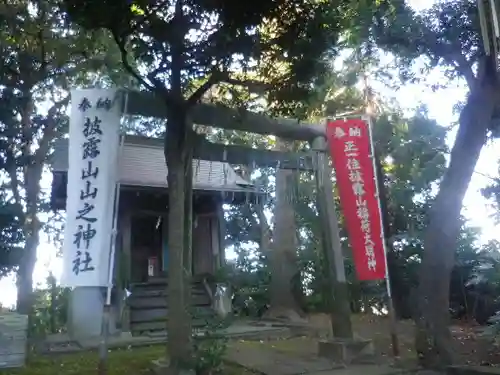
(372, 0), (482, 89)
(0, 0), (126, 281)
(63, 0), (387, 116)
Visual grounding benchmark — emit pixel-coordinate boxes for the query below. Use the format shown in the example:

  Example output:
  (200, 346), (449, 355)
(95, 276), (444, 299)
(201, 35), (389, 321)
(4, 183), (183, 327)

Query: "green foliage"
(463, 241), (500, 321)
(0, 346), (252, 375)
(191, 309), (231, 375)
(5, 0), (496, 358)
(481, 177), (500, 224)
(371, 0), (481, 86)
(224, 247), (270, 317)
(63, 0), (394, 119)
(370, 1), (499, 366)
(213, 99), (500, 326)
(371, 110), (447, 317)
(0, 0), (128, 315)
(471, 244), (500, 340)
(212, 105), (455, 319)
(29, 274), (70, 337)
(195, 44), (456, 318)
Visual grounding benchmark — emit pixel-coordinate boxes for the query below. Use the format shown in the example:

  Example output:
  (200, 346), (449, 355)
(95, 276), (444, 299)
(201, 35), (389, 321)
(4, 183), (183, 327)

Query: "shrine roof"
(50, 135), (257, 193)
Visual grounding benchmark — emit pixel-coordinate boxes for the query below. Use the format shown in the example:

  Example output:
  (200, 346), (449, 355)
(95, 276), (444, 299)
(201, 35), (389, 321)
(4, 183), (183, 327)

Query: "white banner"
(61, 89), (121, 287)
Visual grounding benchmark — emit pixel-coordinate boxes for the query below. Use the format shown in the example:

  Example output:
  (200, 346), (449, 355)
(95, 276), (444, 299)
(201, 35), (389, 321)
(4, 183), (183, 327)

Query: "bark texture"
(415, 68), (498, 368)
(264, 138), (304, 321)
(165, 110), (193, 372)
(256, 201), (272, 254)
(16, 210), (39, 316)
(17, 164), (44, 335)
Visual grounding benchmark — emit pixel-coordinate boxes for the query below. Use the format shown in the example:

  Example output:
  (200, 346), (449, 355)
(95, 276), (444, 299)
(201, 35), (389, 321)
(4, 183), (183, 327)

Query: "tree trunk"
(16, 229), (38, 315)
(165, 111), (193, 372)
(264, 138), (304, 321)
(256, 200), (272, 253)
(415, 88), (495, 368)
(184, 135), (193, 297)
(183, 134), (193, 367)
(15, 94), (64, 327)
(17, 165), (42, 326)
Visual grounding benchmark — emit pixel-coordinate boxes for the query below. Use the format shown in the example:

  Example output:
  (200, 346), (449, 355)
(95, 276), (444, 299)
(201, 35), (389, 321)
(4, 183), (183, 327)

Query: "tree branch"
(34, 95), (70, 163)
(450, 53), (476, 90)
(170, 0), (185, 101)
(255, 201), (272, 251)
(37, 0), (48, 74)
(434, 39), (476, 90)
(186, 72), (223, 107)
(140, 12), (176, 47)
(223, 77), (272, 93)
(111, 31), (156, 92)
(19, 96), (35, 167)
(5, 150), (22, 209)
(111, 30), (179, 108)
(186, 73), (272, 108)
(125, 0), (171, 39)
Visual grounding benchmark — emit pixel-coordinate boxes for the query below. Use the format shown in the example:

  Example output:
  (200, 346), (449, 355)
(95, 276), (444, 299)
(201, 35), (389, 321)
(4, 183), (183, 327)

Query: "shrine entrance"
(130, 213), (164, 282)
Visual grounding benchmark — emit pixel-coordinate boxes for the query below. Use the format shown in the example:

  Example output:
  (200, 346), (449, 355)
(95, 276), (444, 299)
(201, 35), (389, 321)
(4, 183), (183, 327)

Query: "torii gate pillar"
(311, 136), (375, 365)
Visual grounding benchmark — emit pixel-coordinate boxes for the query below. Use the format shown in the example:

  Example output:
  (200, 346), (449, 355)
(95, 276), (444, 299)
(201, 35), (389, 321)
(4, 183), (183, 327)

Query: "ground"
(227, 313), (500, 372)
(300, 313), (500, 366)
(3, 314), (500, 375)
(1, 346), (254, 375)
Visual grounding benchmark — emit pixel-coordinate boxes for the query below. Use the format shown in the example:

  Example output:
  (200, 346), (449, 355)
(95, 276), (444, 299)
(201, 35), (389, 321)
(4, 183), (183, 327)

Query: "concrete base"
(318, 338), (375, 365)
(68, 287), (118, 340)
(151, 358), (195, 375)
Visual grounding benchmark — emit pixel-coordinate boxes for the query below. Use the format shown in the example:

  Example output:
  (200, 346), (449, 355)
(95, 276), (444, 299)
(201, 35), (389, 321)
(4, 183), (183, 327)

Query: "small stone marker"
(0, 312), (28, 369)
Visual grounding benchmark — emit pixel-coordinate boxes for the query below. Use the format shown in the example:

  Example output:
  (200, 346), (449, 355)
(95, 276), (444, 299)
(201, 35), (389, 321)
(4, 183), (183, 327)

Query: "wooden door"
(192, 215), (215, 275)
(130, 214), (162, 282)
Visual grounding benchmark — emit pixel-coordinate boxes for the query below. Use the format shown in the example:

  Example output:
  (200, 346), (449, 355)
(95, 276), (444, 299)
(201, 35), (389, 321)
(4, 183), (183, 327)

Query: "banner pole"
(363, 116), (400, 360)
(98, 92), (126, 375)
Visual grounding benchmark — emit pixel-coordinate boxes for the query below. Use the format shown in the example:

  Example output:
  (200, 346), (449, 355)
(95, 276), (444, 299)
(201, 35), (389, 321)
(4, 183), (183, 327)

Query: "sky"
(0, 0), (499, 308)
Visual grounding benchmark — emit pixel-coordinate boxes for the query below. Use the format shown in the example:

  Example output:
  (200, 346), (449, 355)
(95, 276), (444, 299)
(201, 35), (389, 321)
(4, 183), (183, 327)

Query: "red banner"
(326, 119), (386, 281)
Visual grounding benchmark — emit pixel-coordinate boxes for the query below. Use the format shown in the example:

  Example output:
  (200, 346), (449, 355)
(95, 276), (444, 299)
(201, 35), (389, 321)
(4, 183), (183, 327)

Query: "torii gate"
(120, 89), (368, 359)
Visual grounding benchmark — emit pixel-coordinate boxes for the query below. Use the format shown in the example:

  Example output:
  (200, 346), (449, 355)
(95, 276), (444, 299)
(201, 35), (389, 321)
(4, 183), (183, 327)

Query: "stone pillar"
(68, 287), (118, 340)
(312, 135), (375, 365)
(311, 136), (353, 339)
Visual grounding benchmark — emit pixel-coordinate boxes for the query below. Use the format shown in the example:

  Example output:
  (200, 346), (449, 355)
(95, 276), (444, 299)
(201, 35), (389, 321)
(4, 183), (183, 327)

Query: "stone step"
(131, 317), (210, 334)
(131, 275), (211, 287)
(129, 294), (211, 309)
(128, 277), (216, 336)
(129, 287), (208, 298)
(130, 306), (214, 323)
